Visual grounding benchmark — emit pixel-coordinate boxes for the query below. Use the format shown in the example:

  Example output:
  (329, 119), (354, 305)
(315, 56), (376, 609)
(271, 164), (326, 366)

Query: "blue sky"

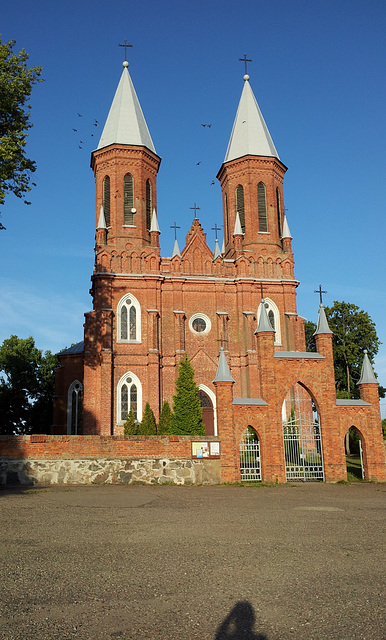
(1, 0), (386, 414)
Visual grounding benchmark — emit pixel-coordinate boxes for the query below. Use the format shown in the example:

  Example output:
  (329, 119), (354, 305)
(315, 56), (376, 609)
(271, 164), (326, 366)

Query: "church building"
(53, 60), (385, 483)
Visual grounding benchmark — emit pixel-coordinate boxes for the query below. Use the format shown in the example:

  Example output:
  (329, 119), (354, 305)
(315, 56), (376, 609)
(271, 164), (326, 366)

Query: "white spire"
(224, 76), (279, 163)
(97, 62), (156, 153)
(150, 208), (160, 233)
(171, 238), (181, 258)
(233, 211), (243, 235)
(97, 205), (107, 229)
(255, 299), (275, 334)
(221, 238), (225, 255)
(213, 238), (222, 261)
(281, 215), (292, 239)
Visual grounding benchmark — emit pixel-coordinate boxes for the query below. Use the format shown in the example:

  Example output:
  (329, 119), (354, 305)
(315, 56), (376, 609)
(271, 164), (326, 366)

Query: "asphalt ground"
(0, 483), (385, 640)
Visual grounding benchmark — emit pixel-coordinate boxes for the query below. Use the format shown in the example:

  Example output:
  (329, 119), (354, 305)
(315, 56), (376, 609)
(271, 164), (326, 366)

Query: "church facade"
(53, 61), (385, 483)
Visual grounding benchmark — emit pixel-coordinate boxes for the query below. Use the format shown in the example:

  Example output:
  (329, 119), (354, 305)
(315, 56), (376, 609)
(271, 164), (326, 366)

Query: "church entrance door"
(198, 390), (214, 436)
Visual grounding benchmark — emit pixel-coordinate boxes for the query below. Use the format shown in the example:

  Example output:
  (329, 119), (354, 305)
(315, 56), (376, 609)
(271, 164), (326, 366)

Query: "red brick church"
(53, 60), (385, 483)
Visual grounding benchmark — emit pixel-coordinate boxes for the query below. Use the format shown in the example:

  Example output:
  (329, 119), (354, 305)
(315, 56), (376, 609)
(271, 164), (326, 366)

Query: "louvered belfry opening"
(236, 184), (245, 232)
(103, 176), (110, 227)
(146, 179), (152, 231)
(124, 173), (134, 225)
(258, 182), (267, 232)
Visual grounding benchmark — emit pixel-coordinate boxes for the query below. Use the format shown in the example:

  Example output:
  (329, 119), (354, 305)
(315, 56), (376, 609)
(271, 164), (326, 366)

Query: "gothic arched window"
(67, 380), (83, 435)
(124, 173), (134, 225)
(146, 179), (152, 231)
(117, 372), (142, 423)
(103, 176), (111, 227)
(258, 182), (268, 232)
(117, 294), (141, 343)
(236, 184), (245, 233)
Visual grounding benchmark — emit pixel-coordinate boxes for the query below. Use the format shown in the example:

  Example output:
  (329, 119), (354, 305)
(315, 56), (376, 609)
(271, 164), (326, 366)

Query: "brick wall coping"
(336, 399), (371, 406)
(274, 351), (324, 359)
(232, 398), (268, 406)
(0, 435), (221, 443)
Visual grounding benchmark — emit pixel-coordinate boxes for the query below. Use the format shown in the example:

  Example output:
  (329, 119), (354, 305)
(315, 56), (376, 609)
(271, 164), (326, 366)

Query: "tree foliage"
(171, 354), (205, 435)
(123, 408), (137, 435)
(139, 402), (156, 435)
(157, 400), (172, 435)
(0, 38), (43, 228)
(305, 301), (382, 398)
(0, 335), (58, 434)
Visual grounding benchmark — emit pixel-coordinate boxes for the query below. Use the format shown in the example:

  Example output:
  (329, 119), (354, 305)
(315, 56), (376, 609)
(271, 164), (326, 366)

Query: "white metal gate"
(283, 420), (324, 481)
(239, 427), (261, 481)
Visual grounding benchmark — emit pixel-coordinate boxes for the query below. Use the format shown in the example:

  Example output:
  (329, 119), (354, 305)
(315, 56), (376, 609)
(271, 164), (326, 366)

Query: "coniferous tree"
(171, 355), (205, 435)
(157, 400), (173, 435)
(139, 402), (156, 435)
(123, 408), (137, 435)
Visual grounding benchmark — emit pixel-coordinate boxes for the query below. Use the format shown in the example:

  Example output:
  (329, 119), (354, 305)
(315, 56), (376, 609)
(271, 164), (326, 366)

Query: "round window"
(189, 313), (211, 336)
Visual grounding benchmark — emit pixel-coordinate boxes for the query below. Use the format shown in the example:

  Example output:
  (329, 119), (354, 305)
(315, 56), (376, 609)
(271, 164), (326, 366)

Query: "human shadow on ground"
(215, 601), (268, 640)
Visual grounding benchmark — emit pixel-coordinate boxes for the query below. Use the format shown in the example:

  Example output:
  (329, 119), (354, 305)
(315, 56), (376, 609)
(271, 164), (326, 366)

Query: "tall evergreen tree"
(139, 402), (156, 435)
(123, 408), (137, 435)
(171, 355), (205, 435)
(157, 400), (173, 435)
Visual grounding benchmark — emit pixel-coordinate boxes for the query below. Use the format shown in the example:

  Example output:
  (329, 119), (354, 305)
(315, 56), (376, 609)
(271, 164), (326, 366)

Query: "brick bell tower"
(83, 60), (161, 435)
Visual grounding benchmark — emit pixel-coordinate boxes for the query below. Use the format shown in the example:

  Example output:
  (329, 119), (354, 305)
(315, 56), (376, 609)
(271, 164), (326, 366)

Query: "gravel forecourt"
(1, 483), (385, 640)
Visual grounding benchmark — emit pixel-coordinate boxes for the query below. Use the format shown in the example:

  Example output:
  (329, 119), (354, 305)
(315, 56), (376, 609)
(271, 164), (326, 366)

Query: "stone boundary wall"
(0, 435), (221, 486)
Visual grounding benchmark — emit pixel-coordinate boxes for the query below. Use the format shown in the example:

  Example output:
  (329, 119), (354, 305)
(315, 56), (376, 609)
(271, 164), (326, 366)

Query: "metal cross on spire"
(239, 54), (252, 75)
(211, 223), (221, 240)
(170, 221), (180, 240)
(314, 284), (327, 305)
(190, 202), (200, 219)
(118, 40), (133, 60)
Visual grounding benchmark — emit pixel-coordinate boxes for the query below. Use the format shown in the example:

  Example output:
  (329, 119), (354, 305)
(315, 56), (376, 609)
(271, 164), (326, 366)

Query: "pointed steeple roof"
(224, 75), (279, 163)
(97, 61), (156, 153)
(358, 351), (378, 385)
(314, 304), (333, 335)
(233, 211), (243, 236)
(255, 299), (275, 334)
(171, 238), (181, 258)
(97, 205), (107, 229)
(150, 208), (160, 233)
(281, 215), (292, 239)
(213, 347), (235, 383)
(213, 238), (222, 261)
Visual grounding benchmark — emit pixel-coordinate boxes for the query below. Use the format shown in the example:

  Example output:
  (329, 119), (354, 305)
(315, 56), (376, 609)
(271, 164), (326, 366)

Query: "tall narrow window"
(146, 179), (152, 231)
(103, 176), (110, 227)
(258, 182), (267, 232)
(124, 173), (134, 225)
(236, 184), (245, 233)
(67, 381), (83, 435)
(118, 294), (141, 343)
(117, 371), (142, 423)
(276, 188), (282, 237)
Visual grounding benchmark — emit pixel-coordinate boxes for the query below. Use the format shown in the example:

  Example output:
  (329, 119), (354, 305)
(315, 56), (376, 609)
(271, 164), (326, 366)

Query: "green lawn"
(346, 455), (363, 481)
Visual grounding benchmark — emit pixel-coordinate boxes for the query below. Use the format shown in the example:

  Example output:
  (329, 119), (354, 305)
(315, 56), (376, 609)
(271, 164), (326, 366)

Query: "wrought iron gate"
(283, 418), (324, 481)
(239, 427), (261, 481)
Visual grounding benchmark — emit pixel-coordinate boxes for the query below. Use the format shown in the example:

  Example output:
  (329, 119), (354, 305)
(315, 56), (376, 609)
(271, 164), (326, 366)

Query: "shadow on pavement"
(215, 601), (268, 640)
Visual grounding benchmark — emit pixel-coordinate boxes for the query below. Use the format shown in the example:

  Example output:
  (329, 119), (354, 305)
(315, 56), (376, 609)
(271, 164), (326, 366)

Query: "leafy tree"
(382, 418), (386, 440)
(0, 335), (58, 434)
(157, 400), (173, 435)
(0, 38), (43, 228)
(139, 402), (156, 435)
(123, 409), (137, 435)
(305, 301), (383, 399)
(171, 354), (205, 436)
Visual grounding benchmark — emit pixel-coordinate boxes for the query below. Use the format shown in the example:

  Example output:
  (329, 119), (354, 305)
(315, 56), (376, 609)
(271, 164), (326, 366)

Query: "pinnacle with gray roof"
(97, 61), (156, 153)
(314, 304), (333, 335)
(213, 347), (235, 383)
(358, 350), (378, 385)
(224, 74), (279, 163)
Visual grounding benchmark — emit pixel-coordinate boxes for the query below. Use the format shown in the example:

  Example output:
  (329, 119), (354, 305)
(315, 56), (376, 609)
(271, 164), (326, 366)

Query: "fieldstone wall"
(0, 457), (221, 487)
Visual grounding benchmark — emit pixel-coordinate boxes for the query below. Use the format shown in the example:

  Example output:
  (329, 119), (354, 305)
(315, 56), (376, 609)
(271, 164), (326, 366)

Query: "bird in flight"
(201, 124), (212, 128)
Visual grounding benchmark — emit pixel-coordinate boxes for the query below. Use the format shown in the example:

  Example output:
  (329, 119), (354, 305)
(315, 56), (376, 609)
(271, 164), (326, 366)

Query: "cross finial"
(211, 223), (221, 241)
(190, 202), (200, 219)
(314, 284), (327, 305)
(239, 53), (252, 76)
(170, 221), (180, 240)
(118, 40), (133, 60)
